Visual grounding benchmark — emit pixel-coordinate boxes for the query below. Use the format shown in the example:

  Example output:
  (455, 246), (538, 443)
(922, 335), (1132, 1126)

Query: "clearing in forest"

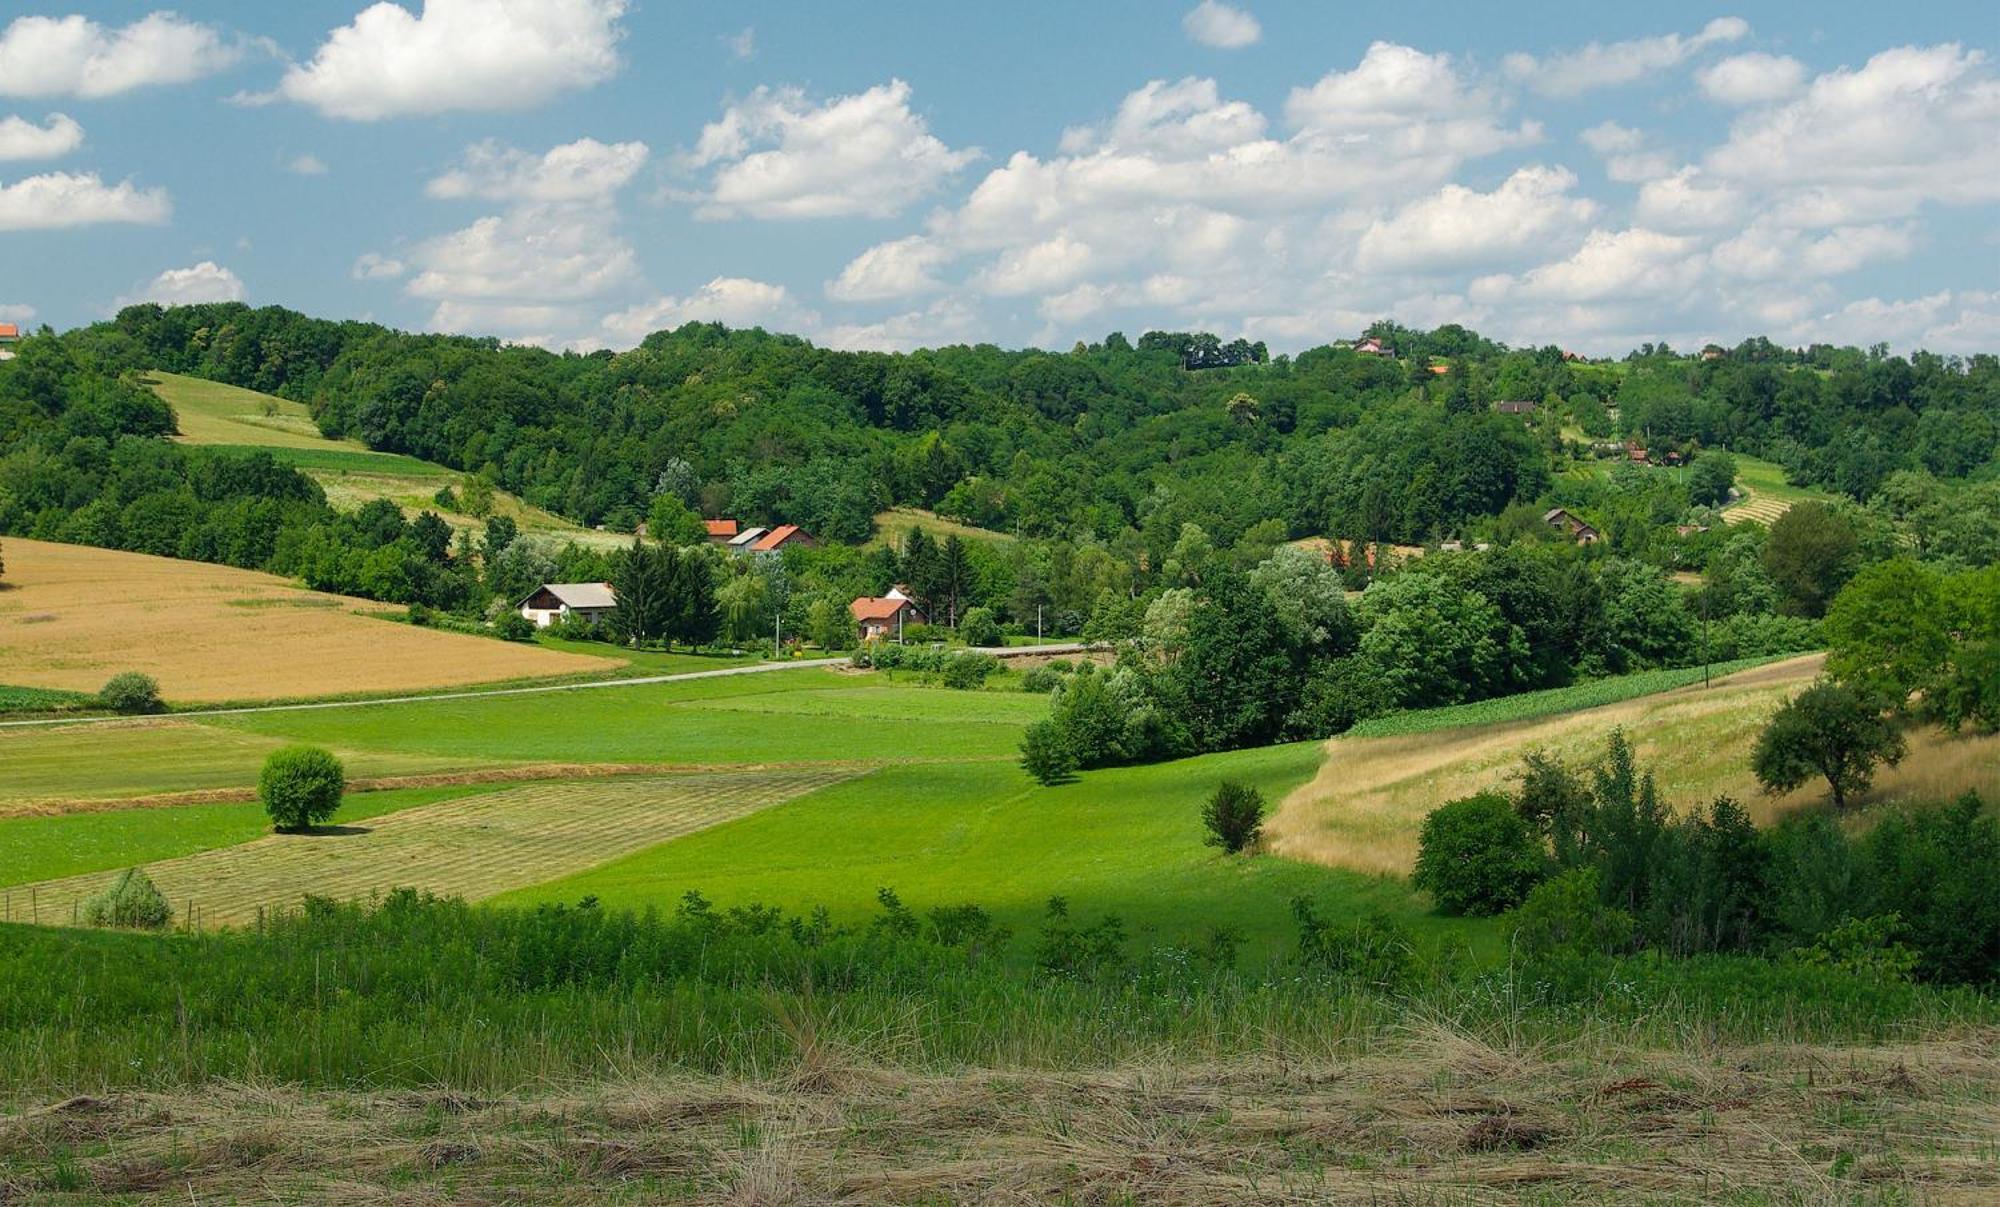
(0, 538), (613, 702)
(10, 770), (859, 929)
(1267, 653), (2000, 877)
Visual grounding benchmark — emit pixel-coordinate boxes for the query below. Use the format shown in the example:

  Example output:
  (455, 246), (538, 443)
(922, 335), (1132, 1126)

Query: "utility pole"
(1037, 604), (1043, 641)
(1702, 590), (1711, 689)
(774, 611), (781, 659)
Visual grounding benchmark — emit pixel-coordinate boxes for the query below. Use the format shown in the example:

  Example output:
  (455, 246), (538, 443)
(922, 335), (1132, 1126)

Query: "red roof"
(704, 518), (739, 538)
(751, 523), (801, 551)
(0, 324), (19, 339)
(850, 596), (910, 622)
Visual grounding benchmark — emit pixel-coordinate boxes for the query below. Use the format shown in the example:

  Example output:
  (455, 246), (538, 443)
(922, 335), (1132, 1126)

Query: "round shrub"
(98, 671), (163, 715)
(83, 867), (172, 930)
(1412, 791), (1547, 915)
(495, 613), (537, 642)
(1019, 718), (1078, 786)
(260, 745), (347, 833)
(959, 607), (1004, 648)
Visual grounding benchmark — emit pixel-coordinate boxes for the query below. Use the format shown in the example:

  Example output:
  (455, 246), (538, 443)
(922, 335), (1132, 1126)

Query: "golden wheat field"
(0, 538), (613, 703)
(1268, 654), (2000, 877)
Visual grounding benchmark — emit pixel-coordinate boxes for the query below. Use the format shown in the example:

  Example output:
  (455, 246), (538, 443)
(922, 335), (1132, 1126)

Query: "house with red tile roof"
(851, 594), (923, 642)
(704, 518), (740, 542)
(0, 322), (19, 362)
(749, 524), (813, 552)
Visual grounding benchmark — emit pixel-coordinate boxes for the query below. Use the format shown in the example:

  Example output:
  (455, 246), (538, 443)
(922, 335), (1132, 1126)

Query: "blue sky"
(2, 1), (1996, 355)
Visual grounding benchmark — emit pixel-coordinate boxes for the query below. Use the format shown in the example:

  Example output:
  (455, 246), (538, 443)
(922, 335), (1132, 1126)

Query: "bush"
(83, 867), (172, 930)
(494, 613), (537, 642)
(1019, 718), (1078, 785)
(938, 652), (998, 690)
(1512, 867), (1634, 961)
(1291, 897), (1412, 988)
(1412, 792), (1546, 915)
(958, 607), (1004, 648)
(259, 746), (347, 832)
(1201, 781), (1265, 854)
(97, 671), (163, 714)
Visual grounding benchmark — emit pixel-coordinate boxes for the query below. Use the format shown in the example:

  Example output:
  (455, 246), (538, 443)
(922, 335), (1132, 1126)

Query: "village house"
(1700, 344), (1726, 361)
(516, 582), (618, 628)
(851, 591), (924, 642)
(1494, 399), (1537, 416)
(705, 519), (740, 543)
(1354, 336), (1389, 356)
(726, 523), (815, 554)
(1542, 507), (1602, 545)
(0, 322), (19, 361)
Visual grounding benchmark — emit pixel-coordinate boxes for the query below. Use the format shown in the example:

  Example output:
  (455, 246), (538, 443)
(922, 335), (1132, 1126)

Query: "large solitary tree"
(1753, 680), (1906, 810)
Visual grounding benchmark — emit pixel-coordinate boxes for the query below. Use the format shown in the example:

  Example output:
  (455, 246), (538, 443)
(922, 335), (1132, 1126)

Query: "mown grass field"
(9, 771), (856, 928)
(503, 743), (1466, 961)
(0, 786), (484, 904)
(1270, 653), (2000, 877)
(1721, 453), (1834, 525)
(0, 538), (614, 702)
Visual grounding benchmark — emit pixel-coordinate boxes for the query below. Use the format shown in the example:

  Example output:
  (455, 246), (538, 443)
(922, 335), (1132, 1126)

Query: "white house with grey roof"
(516, 582), (618, 628)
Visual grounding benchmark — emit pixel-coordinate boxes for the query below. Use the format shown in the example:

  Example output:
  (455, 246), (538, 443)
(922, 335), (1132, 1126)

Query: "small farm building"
(517, 582), (618, 628)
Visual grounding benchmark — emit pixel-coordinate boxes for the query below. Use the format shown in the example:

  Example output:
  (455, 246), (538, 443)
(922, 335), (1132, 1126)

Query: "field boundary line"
(0, 657), (851, 730)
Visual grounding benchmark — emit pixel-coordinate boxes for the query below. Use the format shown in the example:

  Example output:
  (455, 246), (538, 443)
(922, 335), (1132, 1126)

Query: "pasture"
(150, 371), (367, 452)
(9, 770), (856, 928)
(1268, 654), (2000, 877)
(0, 538), (612, 702)
(870, 506), (1015, 548)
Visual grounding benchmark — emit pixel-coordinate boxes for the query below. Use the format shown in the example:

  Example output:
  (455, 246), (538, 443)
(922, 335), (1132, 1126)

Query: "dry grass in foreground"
(1269, 654), (2000, 878)
(4, 1026), (1996, 1202)
(0, 538), (612, 702)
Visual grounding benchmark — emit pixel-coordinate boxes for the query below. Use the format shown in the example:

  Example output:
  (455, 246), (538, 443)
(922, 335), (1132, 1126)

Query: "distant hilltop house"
(705, 519), (740, 543)
(0, 322), (19, 361)
(851, 586), (924, 642)
(1700, 344), (1727, 361)
(726, 524), (815, 553)
(1542, 507), (1602, 545)
(517, 581), (618, 628)
(1494, 399), (1537, 416)
(1354, 336), (1390, 356)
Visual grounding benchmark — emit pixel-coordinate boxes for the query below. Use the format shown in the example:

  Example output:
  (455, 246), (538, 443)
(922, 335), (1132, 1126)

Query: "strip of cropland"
(9, 770), (857, 929)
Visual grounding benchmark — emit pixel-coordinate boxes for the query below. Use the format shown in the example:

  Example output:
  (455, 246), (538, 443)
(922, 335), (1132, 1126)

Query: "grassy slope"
(1271, 654), (2000, 878)
(0, 786), (487, 892)
(149, 371), (628, 551)
(869, 506), (1015, 548)
(503, 742), (1488, 960)
(1722, 453), (1837, 525)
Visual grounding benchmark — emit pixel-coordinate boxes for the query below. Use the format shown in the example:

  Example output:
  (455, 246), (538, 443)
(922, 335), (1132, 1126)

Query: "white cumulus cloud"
(688, 79), (978, 219)
(1182, 2), (1261, 50)
(1698, 52), (1807, 104)
(120, 261), (245, 307)
(0, 12), (240, 98)
(427, 137), (649, 203)
(351, 252), (406, 280)
(601, 277), (809, 342)
(1355, 165), (1598, 272)
(278, 0), (627, 120)
(0, 170), (169, 229)
(0, 112), (82, 161)
(826, 235), (950, 302)
(1504, 17), (1749, 97)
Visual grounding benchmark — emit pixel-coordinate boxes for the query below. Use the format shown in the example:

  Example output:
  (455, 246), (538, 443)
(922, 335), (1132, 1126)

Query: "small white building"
(517, 581), (618, 628)
(0, 322), (19, 362)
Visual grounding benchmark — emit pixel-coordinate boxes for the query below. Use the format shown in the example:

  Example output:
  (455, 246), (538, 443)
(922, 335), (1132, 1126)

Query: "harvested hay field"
(1269, 654), (2000, 877)
(5, 1027), (1995, 1201)
(0, 538), (612, 702)
(12, 770), (859, 928)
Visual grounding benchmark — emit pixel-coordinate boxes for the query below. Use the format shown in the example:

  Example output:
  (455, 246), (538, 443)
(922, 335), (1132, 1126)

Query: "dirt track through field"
(6, 770), (860, 929)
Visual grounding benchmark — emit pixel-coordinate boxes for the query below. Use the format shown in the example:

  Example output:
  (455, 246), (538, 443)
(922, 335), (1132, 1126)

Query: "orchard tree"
(259, 745), (346, 832)
(1753, 680), (1906, 810)
(1687, 450), (1738, 507)
(1762, 502), (1858, 617)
